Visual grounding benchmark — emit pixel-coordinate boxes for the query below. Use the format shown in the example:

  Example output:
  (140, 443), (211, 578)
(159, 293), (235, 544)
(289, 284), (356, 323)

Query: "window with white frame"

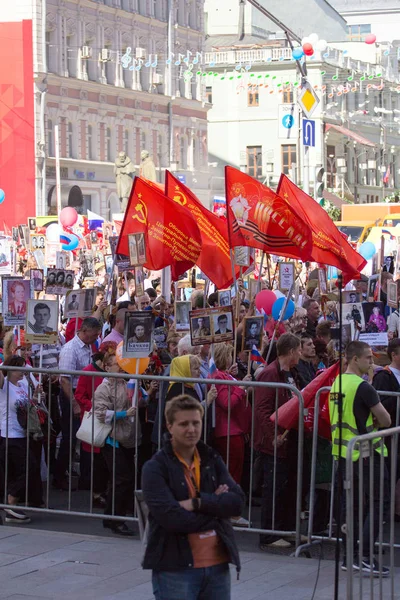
(141, 130), (147, 152)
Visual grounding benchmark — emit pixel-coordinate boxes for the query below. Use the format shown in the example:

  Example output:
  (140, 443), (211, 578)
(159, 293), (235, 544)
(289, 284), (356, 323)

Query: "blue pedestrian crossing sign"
(302, 119), (316, 147)
(278, 104), (297, 139)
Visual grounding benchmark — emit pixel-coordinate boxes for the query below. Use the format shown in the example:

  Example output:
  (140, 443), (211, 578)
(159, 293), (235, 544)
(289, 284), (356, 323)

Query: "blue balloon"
(359, 241), (376, 260)
(292, 48), (304, 60)
(0, 189), (5, 204)
(61, 233), (79, 251)
(272, 297), (295, 321)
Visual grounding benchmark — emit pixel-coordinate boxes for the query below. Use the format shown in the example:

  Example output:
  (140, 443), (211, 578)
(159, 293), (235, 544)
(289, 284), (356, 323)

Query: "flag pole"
(258, 252), (265, 293)
(265, 282), (294, 364)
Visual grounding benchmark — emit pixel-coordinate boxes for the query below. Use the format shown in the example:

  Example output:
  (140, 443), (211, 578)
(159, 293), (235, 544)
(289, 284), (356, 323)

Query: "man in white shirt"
(53, 317), (101, 490)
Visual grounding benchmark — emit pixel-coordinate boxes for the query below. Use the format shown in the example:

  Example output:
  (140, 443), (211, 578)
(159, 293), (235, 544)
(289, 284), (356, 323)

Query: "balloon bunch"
(45, 207), (80, 252)
(292, 33), (328, 60)
(254, 290), (295, 322)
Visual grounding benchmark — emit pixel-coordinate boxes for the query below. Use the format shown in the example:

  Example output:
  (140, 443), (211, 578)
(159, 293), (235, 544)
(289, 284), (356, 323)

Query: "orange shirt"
(174, 448), (229, 568)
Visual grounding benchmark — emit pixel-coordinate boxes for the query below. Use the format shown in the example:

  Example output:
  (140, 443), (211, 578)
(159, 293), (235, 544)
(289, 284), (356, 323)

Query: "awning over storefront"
(323, 190), (344, 208)
(325, 123), (375, 147)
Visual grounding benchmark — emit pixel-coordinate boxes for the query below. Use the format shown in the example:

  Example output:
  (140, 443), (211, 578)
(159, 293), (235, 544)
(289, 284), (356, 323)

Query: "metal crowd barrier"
(345, 426), (400, 600)
(0, 365), (305, 548)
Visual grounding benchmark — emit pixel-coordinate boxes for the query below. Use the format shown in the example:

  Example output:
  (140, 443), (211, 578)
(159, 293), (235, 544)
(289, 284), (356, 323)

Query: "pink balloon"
(365, 33), (376, 45)
(255, 290), (277, 315)
(60, 207), (78, 227)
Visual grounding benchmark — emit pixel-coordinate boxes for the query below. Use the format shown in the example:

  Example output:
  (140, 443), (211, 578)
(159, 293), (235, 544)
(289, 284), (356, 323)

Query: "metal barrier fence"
(346, 426), (400, 600)
(0, 365), (306, 547)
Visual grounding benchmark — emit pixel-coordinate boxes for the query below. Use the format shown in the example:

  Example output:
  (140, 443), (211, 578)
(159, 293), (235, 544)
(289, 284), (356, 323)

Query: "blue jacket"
(142, 435), (245, 573)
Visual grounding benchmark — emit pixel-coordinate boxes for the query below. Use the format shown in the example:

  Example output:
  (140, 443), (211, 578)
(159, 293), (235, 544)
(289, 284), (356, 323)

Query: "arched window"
(47, 119), (54, 157)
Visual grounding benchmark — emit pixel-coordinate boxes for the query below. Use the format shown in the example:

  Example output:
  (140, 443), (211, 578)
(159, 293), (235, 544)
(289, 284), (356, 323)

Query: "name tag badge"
(199, 530), (217, 540)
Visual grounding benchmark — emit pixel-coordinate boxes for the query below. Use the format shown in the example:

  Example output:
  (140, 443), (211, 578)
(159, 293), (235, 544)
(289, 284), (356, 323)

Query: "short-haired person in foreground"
(329, 341), (391, 576)
(142, 394), (244, 599)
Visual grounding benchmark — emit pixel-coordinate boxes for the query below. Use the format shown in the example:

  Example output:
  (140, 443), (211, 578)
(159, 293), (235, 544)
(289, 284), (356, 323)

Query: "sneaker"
(260, 538), (292, 549)
(342, 557), (360, 572)
(230, 516), (250, 527)
(361, 558), (390, 577)
(4, 509), (31, 524)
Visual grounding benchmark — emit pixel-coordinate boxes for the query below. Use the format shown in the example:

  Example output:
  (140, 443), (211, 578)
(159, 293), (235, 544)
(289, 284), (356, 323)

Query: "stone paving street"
(0, 526), (398, 599)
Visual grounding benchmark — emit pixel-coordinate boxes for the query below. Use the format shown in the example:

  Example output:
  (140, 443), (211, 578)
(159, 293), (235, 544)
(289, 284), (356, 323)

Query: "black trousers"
(54, 391), (80, 482)
(80, 449), (109, 495)
(260, 453), (296, 544)
(0, 437), (43, 506)
(102, 444), (135, 523)
(339, 454), (389, 560)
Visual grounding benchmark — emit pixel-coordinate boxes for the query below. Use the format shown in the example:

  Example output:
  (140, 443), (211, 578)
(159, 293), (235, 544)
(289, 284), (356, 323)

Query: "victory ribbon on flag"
(277, 175), (366, 283)
(116, 177), (202, 280)
(165, 171), (241, 289)
(225, 166), (313, 262)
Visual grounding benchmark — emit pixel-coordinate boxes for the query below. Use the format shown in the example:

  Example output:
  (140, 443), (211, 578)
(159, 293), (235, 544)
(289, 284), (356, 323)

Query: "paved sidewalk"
(0, 526), (397, 599)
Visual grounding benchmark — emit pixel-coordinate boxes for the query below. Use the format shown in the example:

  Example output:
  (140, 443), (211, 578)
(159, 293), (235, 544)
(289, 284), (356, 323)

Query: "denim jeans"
(152, 563), (231, 600)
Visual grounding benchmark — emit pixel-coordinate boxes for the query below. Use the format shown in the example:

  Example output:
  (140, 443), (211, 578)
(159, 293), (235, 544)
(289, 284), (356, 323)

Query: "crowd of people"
(0, 260), (398, 589)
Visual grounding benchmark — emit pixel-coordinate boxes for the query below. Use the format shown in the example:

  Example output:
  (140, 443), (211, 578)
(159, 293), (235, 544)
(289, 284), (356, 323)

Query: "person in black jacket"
(142, 394), (245, 600)
(372, 338), (400, 481)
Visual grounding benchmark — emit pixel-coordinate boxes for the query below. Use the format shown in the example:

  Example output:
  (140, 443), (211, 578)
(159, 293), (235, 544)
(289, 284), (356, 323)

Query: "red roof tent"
(325, 123), (375, 147)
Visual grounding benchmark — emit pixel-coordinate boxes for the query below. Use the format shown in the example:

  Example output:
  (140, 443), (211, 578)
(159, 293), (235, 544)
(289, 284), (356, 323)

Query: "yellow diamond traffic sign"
(298, 81), (320, 119)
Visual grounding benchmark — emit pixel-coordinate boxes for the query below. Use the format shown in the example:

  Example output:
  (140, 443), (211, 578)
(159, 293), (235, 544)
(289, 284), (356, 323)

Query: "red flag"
(270, 362), (340, 437)
(225, 166), (313, 261)
(116, 177), (202, 280)
(277, 175), (366, 283)
(165, 171), (240, 289)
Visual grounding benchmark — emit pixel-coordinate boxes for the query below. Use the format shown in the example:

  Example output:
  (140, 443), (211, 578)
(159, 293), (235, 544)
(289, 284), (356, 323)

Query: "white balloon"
(316, 39), (328, 51)
(309, 33), (319, 45)
(274, 290), (285, 299)
(301, 37), (311, 46)
(46, 223), (61, 243)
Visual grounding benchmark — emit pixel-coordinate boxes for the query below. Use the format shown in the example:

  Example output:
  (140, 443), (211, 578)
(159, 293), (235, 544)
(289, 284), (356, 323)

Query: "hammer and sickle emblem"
(173, 186), (187, 207)
(132, 200), (148, 225)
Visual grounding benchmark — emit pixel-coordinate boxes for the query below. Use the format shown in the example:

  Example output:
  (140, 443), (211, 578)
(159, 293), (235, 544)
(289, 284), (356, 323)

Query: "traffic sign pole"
(303, 145), (310, 195)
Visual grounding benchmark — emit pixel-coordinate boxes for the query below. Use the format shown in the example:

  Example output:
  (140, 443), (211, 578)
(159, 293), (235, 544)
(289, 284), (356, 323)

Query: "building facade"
(204, 0), (400, 206)
(330, 0), (400, 44)
(1, 0), (210, 221)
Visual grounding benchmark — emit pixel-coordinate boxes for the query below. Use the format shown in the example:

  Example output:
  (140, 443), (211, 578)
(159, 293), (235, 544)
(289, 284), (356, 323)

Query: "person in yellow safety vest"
(329, 341), (391, 577)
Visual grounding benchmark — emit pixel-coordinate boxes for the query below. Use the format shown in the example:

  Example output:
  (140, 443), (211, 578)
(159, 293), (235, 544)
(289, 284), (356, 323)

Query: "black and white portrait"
(28, 218), (36, 231)
(46, 269), (74, 295)
(243, 316), (263, 351)
(343, 291), (359, 304)
(30, 269), (44, 292)
(175, 301), (191, 331)
(213, 311), (233, 339)
(218, 289), (231, 307)
(387, 281), (398, 309)
(190, 315), (212, 346)
(124, 311), (153, 358)
(84, 288), (95, 314)
(79, 250), (95, 279)
(343, 302), (365, 334)
(26, 299), (58, 344)
(104, 255), (114, 276)
(367, 275), (379, 302)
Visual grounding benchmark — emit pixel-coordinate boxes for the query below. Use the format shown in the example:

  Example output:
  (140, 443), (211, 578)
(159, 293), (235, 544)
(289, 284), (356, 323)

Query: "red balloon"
(255, 290), (277, 316)
(365, 33), (376, 45)
(303, 43), (314, 56)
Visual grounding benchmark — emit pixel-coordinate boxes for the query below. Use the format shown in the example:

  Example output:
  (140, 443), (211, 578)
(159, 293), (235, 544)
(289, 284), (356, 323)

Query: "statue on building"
(139, 150), (157, 182)
(114, 151), (135, 211)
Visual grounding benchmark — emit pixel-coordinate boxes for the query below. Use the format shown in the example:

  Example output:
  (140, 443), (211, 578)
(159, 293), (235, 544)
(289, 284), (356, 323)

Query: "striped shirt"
(59, 335), (92, 389)
(31, 343), (61, 371)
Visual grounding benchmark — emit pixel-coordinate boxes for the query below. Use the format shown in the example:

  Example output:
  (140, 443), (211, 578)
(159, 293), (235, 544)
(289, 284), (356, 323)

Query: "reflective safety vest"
(329, 373), (387, 462)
